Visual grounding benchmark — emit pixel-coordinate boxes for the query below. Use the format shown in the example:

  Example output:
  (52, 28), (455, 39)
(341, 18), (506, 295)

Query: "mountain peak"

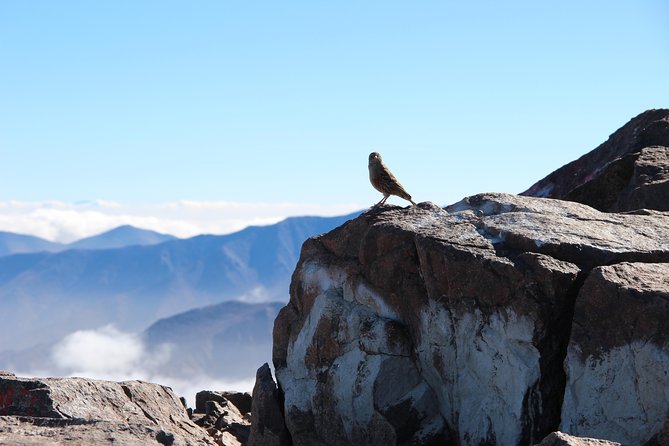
(69, 225), (176, 250)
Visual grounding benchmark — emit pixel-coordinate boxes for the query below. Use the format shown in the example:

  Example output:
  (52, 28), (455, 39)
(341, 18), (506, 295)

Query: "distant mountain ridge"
(0, 225), (176, 257)
(68, 225), (176, 250)
(143, 300), (284, 379)
(0, 231), (65, 257)
(0, 213), (360, 350)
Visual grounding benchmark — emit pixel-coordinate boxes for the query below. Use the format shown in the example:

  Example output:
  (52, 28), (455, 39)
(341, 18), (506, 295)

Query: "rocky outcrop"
(0, 373), (215, 445)
(196, 390), (252, 418)
(522, 108), (669, 212)
(266, 192), (669, 445)
(192, 390), (251, 446)
(248, 363), (291, 446)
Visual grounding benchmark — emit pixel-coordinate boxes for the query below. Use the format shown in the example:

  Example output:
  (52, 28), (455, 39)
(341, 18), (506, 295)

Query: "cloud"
(51, 325), (170, 378)
(46, 325), (255, 406)
(0, 200), (362, 243)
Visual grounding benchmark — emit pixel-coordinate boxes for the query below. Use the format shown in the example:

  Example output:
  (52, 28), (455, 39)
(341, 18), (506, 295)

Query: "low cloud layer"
(0, 200), (361, 243)
(39, 325), (256, 406)
(51, 325), (170, 378)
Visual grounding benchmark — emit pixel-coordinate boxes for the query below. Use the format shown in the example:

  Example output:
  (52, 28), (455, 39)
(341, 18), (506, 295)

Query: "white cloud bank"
(0, 200), (362, 243)
(38, 325), (256, 407)
(51, 325), (169, 377)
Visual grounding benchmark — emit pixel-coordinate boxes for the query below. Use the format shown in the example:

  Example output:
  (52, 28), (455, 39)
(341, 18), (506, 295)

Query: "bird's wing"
(380, 165), (412, 199)
(379, 165), (399, 185)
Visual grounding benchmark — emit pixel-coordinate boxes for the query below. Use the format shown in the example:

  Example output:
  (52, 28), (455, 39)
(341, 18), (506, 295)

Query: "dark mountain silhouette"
(0, 213), (359, 351)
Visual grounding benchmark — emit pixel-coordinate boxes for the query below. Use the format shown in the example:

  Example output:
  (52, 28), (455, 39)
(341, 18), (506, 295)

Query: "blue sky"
(1, 1), (668, 239)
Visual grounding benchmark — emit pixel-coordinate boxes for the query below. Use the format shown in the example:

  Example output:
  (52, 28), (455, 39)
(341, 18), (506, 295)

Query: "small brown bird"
(368, 152), (416, 207)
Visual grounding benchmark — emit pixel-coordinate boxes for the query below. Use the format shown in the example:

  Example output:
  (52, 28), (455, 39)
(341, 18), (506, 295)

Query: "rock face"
(522, 108), (669, 212)
(268, 192), (669, 445)
(0, 374), (215, 445)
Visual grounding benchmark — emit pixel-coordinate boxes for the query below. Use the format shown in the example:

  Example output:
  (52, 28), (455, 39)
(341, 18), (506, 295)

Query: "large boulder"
(522, 108), (669, 212)
(0, 374), (214, 445)
(268, 193), (669, 445)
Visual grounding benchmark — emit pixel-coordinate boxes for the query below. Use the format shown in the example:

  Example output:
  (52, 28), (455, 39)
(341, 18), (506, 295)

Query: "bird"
(368, 152), (416, 207)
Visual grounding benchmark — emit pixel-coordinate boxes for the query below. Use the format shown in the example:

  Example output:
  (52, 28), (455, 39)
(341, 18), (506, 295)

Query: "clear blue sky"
(1, 1), (668, 208)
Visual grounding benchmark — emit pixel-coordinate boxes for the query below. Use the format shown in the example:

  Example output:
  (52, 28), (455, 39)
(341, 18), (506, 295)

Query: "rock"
(612, 145), (669, 211)
(195, 390), (252, 417)
(535, 431), (621, 446)
(264, 192), (669, 445)
(560, 262), (669, 445)
(447, 192), (669, 269)
(522, 109), (669, 212)
(192, 392), (250, 446)
(247, 363), (290, 446)
(0, 375), (214, 445)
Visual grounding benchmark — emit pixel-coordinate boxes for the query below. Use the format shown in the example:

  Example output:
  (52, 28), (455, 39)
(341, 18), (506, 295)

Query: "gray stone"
(0, 375), (214, 445)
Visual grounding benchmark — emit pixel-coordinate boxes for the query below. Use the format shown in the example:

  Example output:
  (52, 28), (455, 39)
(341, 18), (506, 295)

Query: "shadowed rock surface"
(192, 390), (251, 446)
(0, 374), (215, 445)
(522, 108), (669, 212)
(247, 364), (291, 446)
(196, 391), (252, 417)
(263, 191), (669, 445)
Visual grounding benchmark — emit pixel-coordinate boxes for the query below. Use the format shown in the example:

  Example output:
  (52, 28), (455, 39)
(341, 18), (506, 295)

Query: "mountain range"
(0, 225), (175, 257)
(0, 213), (358, 353)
